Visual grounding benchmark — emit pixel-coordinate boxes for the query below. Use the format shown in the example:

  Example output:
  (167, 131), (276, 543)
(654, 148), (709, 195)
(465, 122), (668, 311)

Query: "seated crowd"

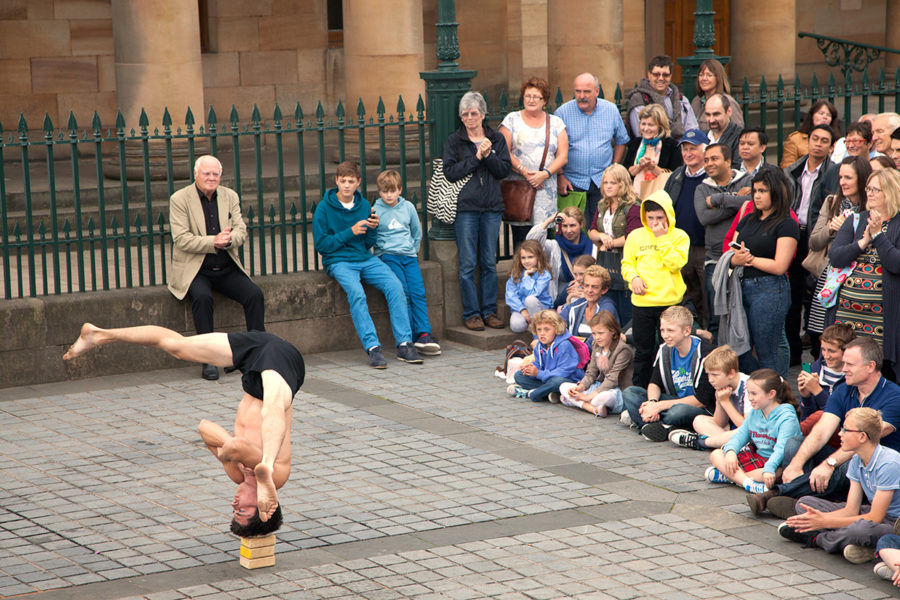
(306, 54), (900, 587)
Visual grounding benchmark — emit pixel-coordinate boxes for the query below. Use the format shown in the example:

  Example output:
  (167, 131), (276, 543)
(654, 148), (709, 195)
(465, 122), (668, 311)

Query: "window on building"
(327, 0), (343, 48)
(199, 0), (210, 52)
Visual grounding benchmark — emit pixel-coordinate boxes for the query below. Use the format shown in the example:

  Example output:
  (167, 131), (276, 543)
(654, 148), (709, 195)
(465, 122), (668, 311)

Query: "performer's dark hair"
(230, 505), (283, 537)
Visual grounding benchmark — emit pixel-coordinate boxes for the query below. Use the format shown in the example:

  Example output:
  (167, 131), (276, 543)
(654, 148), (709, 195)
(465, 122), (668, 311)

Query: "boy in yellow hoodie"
(621, 189), (690, 388)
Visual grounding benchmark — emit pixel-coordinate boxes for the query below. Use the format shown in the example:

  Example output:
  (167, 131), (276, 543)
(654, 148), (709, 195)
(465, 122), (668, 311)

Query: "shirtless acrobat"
(63, 323), (305, 536)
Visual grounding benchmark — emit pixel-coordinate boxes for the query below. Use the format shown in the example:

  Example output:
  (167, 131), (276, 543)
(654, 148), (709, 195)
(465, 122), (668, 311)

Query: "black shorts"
(226, 331), (305, 401)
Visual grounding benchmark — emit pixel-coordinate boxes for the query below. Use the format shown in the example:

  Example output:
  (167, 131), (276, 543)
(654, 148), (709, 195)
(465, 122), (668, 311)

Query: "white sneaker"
(874, 561), (893, 580)
(619, 411), (635, 428)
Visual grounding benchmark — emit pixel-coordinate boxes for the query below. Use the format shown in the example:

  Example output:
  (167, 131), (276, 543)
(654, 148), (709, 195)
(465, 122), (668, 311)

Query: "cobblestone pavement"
(0, 342), (896, 599)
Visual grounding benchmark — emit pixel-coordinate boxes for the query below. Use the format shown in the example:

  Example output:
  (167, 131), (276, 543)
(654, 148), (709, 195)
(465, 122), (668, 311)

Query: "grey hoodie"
(694, 169), (752, 262)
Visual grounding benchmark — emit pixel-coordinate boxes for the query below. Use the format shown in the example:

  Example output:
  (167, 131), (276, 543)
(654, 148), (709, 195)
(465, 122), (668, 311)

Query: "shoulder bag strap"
(539, 114), (551, 170)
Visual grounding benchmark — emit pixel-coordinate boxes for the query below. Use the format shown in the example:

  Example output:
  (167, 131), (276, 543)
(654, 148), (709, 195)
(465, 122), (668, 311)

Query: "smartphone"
(728, 240), (742, 251)
(801, 362), (812, 373)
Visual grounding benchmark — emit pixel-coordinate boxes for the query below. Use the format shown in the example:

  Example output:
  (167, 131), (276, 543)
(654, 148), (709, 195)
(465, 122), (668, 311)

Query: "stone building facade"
(0, 0), (897, 130)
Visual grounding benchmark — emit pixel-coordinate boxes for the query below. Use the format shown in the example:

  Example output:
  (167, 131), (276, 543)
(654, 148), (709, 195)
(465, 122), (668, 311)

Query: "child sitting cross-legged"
(507, 309), (584, 402)
(706, 369), (802, 494)
(506, 240), (553, 333)
(558, 310), (634, 417)
(779, 407), (900, 565)
(668, 345), (750, 451)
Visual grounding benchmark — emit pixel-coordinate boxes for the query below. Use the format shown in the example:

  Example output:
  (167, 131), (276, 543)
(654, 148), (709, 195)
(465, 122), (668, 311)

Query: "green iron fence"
(4, 67), (900, 298)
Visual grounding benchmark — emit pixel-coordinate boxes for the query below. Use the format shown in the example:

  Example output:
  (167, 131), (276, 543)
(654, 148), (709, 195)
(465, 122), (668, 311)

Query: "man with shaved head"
(169, 154), (265, 380)
(555, 72), (630, 228)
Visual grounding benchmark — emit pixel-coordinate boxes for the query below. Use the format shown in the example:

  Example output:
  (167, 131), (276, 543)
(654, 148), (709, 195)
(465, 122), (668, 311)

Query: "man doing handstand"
(63, 323), (304, 536)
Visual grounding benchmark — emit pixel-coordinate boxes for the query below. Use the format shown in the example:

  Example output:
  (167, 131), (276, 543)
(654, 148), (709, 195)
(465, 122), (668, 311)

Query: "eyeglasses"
(866, 185), (883, 195)
(649, 71), (672, 79)
(840, 427), (866, 435)
(459, 111), (482, 119)
(845, 137), (866, 146)
(523, 94), (544, 102)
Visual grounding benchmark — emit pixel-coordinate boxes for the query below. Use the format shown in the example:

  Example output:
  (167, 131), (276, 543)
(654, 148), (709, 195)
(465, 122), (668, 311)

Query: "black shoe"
(640, 421), (670, 442)
(778, 522), (817, 547)
(368, 346), (387, 369)
(201, 363), (219, 380)
(396, 342), (423, 364)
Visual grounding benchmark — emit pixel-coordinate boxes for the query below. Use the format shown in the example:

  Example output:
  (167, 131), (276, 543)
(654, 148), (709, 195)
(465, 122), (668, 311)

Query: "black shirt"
(197, 186), (233, 270)
(734, 213), (799, 278)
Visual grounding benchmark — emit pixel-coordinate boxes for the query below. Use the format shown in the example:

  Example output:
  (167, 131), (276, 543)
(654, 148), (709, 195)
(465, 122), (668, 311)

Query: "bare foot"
(63, 323), (102, 360)
(254, 463), (278, 522)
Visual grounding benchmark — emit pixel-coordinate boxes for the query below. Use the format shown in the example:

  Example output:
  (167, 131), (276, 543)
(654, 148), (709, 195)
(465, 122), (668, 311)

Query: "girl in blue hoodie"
(506, 240), (553, 333)
(508, 310), (583, 402)
(706, 369), (802, 493)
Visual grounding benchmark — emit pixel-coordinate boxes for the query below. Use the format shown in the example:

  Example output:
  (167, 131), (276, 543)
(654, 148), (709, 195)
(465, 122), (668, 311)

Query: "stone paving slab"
(0, 342), (897, 598)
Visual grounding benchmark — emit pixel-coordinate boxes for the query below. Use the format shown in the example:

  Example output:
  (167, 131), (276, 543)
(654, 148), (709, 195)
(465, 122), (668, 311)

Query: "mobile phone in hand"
(728, 240), (742, 251)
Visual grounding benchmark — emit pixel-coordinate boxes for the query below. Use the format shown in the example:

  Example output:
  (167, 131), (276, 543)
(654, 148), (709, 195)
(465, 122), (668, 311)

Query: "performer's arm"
(198, 419), (259, 484)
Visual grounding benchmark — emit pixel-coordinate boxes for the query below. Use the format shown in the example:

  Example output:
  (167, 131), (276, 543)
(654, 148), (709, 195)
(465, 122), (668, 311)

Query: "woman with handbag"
(588, 164), (642, 325)
(499, 77), (569, 249)
(803, 156), (870, 358)
(442, 91), (512, 331)
(622, 104), (682, 200)
(830, 167), (900, 382)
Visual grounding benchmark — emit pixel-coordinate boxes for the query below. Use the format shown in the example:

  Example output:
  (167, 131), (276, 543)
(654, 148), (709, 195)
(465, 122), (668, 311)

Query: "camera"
(555, 215), (564, 224)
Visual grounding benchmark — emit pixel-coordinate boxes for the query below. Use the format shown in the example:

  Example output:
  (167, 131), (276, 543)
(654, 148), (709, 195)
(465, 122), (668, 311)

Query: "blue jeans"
(773, 435), (850, 501)
(704, 262), (719, 343)
(513, 372), (571, 402)
(379, 254), (432, 337)
(455, 210), (502, 320)
(622, 387), (711, 428)
(327, 257), (412, 350)
(740, 274), (789, 374)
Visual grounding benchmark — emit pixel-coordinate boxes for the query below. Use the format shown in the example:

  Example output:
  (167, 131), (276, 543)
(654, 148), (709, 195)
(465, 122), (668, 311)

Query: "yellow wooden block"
(240, 534), (276, 548)
(240, 544), (275, 559)
(240, 554), (275, 569)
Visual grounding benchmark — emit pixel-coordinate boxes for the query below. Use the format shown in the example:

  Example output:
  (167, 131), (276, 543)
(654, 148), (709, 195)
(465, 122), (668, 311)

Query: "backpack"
(568, 337), (591, 370)
(500, 340), (531, 374)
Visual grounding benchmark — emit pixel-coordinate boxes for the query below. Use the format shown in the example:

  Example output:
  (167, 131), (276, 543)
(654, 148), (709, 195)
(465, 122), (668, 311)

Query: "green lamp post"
(676, 0), (729, 101)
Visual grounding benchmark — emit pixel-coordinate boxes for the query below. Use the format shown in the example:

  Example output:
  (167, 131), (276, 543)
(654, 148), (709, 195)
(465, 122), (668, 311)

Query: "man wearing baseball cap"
(664, 129), (712, 329)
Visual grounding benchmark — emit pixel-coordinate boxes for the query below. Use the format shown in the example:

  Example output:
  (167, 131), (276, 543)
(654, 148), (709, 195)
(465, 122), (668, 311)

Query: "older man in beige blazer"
(168, 155), (265, 380)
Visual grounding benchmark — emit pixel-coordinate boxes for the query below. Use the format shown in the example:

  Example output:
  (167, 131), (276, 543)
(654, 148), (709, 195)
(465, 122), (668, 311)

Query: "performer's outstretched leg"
(64, 322), (234, 367)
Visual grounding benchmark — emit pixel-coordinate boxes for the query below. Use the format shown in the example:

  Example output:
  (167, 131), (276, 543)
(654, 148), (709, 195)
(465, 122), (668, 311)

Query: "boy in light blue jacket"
(373, 170), (440, 356)
(707, 369), (802, 493)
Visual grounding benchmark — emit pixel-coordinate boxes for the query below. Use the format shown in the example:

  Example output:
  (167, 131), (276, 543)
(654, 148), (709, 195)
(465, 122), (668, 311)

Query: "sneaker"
(414, 333), (442, 356)
(704, 466), (730, 484)
(778, 521), (817, 546)
(548, 392), (561, 404)
(640, 421), (670, 442)
(506, 384), (531, 399)
(744, 479), (768, 494)
(396, 342), (423, 364)
(668, 429), (704, 450)
(843, 544), (875, 564)
(484, 313), (504, 329)
(619, 410), (634, 427)
(368, 346), (387, 369)
(560, 394), (580, 408)
(874, 561), (893, 580)
(767, 496), (799, 519)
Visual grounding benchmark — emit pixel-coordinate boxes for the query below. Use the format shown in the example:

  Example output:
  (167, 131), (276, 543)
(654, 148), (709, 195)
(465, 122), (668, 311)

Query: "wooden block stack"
(239, 534), (276, 569)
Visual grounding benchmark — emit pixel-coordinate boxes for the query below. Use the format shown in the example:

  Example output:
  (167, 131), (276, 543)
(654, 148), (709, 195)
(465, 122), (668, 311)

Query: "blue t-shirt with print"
(847, 445), (900, 519)
(825, 377), (900, 451)
(670, 338), (700, 398)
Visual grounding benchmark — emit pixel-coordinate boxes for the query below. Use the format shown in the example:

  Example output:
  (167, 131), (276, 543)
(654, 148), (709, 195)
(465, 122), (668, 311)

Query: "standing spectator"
(588, 164), (642, 323)
(691, 58), (745, 133)
(784, 124), (838, 366)
(168, 155), (265, 381)
(831, 167), (900, 382)
(555, 72), (630, 228)
(871, 112), (900, 155)
(703, 94), (743, 169)
(804, 156), (870, 355)
(621, 190), (690, 387)
(625, 55), (698, 142)
(623, 104), (683, 198)
(694, 142), (752, 337)
(499, 77), (569, 248)
(832, 119), (877, 163)
(890, 128), (900, 169)
(664, 129), (709, 327)
(780, 100), (841, 169)
(738, 127), (768, 178)
(442, 91), (512, 332)
(730, 168), (799, 376)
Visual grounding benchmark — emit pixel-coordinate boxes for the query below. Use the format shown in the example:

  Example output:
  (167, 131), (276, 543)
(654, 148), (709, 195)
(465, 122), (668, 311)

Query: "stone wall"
(0, 262), (443, 389)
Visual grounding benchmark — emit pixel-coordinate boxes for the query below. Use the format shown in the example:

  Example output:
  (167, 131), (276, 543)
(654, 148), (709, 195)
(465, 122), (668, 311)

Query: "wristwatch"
(826, 457), (837, 468)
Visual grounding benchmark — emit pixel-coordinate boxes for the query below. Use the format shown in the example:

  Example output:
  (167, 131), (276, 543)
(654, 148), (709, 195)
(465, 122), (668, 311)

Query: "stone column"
(730, 0), (795, 83)
(111, 0), (205, 178)
(548, 0), (623, 99)
(886, 3), (900, 74)
(343, 0), (425, 116)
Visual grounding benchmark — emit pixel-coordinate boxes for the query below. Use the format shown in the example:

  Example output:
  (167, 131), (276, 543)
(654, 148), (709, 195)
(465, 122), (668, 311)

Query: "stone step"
(444, 325), (526, 351)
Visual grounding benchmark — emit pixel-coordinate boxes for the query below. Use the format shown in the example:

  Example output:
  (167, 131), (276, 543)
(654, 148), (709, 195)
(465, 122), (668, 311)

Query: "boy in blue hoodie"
(508, 309), (583, 402)
(313, 162), (421, 368)
(372, 169), (440, 356)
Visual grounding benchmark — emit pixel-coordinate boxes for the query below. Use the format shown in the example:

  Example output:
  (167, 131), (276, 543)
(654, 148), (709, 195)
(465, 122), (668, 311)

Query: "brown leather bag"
(502, 115), (551, 223)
